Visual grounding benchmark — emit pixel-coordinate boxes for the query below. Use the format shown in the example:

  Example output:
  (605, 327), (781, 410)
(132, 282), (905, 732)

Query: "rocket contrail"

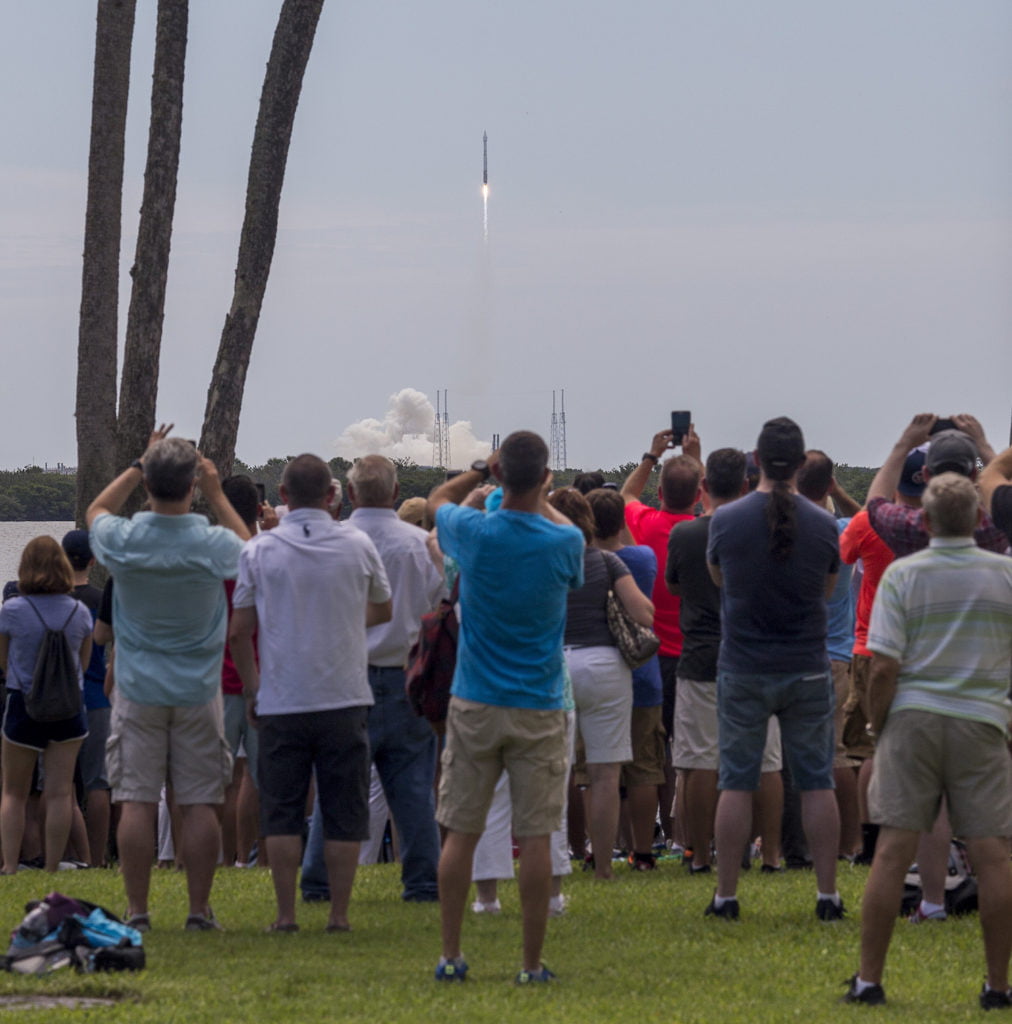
(482, 130), (489, 240)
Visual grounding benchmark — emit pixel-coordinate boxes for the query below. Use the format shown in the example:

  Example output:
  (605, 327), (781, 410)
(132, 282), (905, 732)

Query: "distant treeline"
(0, 459), (878, 522)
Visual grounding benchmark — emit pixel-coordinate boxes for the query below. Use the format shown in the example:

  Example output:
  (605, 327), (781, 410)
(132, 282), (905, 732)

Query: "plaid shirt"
(867, 497), (1010, 559)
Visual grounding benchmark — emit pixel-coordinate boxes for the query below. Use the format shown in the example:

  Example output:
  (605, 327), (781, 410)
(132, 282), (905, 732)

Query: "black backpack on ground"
(22, 598), (83, 723)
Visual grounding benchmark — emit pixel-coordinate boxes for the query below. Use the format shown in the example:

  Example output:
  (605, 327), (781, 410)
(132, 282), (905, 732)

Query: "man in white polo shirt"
(230, 454), (392, 933)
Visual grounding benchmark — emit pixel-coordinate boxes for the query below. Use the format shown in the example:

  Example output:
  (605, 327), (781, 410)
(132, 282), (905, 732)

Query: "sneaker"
(816, 896), (846, 922)
(471, 899), (501, 915)
(434, 956), (469, 982)
(547, 894), (567, 917)
(980, 985), (1012, 1010)
(841, 974), (886, 1005)
(908, 905), (947, 924)
(124, 913), (151, 933)
(516, 965), (555, 984)
(704, 894), (740, 920)
(688, 863), (712, 875)
(760, 864), (784, 874)
(184, 907), (223, 931)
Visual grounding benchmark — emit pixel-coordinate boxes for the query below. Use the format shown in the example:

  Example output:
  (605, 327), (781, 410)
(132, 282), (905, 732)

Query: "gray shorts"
(222, 692), (258, 789)
(79, 707), (111, 791)
(106, 691), (232, 805)
(869, 709), (1012, 837)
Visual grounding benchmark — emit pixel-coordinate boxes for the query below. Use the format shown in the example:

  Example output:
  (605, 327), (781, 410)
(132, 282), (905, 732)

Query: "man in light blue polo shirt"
(87, 428), (248, 933)
(427, 431), (584, 985)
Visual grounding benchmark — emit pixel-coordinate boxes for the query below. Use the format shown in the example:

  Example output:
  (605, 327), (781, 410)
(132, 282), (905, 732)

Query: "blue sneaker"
(516, 965), (555, 984)
(435, 956), (469, 982)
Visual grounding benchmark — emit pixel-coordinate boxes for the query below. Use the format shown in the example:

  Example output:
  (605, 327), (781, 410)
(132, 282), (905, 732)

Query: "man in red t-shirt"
(621, 427), (702, 838)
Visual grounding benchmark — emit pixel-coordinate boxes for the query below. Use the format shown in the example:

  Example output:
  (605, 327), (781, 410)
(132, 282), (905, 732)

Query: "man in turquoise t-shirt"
(87, 428), (249, 934)
(428, 431), (583, 985)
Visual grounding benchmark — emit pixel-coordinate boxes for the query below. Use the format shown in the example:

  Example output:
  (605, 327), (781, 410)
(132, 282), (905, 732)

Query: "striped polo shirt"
(868, 536), (1012, 733)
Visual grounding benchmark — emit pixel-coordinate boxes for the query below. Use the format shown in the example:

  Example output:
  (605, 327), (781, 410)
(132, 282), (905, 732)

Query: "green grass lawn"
(0, 858), (993, 1022)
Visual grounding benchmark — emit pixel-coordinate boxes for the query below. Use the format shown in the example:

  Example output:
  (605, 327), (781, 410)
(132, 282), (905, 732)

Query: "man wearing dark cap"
(61, 530), (111, 866)
(865, 414), (1008, 557)
(705, 417), (843, 922)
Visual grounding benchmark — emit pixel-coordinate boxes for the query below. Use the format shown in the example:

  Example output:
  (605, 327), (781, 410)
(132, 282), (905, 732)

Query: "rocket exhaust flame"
(481, 131), (489, 240)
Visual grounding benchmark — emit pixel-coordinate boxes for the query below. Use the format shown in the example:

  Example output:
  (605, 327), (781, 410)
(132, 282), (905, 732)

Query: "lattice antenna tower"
(432, 389), (450, 468)
(550, 389), (567, 472)
(442, 391), (451, 468)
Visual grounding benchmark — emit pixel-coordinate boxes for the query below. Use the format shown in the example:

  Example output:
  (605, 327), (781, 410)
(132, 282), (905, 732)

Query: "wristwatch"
(470, 459), (491, 481)
(642, 452), (659, 464)
(129, 459), (144, 473)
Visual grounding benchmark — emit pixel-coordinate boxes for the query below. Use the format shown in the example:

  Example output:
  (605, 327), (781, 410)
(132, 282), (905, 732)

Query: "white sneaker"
(548, 894), (567, 917)
(471, 899), (501, 915)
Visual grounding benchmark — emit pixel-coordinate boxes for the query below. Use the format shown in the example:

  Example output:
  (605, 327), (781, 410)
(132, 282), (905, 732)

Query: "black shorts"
(257, 706), (370, 841)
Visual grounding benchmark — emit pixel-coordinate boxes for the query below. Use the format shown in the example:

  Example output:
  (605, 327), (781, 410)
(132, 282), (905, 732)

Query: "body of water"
(0, 522), (76, 587)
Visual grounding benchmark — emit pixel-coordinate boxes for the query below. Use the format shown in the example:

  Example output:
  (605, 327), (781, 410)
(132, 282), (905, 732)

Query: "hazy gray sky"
(2, 0), (1010, 472)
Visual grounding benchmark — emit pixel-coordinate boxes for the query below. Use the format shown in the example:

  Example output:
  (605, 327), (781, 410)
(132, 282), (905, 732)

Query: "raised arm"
(980, 445), (1012, 513)
(86, 422), (174, 526)
(865, 414), (936, 505)
(620, 430), (673, 502)
(198, 457), (251, 541)
(828, 478), (861, 518)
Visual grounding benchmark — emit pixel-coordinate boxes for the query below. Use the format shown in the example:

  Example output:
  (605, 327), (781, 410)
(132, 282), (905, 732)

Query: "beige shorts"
(673, 678), (782, 773)
(106, 691), (232, 805)
(622, 705), (667, 787)
(436, 697), (569, 837)
(841, 653), (876, 761)
(869, 709), (1012, 836)
(831, 659), (859, 768)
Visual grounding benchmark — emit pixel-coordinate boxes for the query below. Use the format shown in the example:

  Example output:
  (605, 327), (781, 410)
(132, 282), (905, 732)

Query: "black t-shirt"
(563, 548), (630, 648)
(666, 516), (721, 681)
(97, 578), (113, 627)
(991, 485), (1012, 547)
(73, 583), (101, 615)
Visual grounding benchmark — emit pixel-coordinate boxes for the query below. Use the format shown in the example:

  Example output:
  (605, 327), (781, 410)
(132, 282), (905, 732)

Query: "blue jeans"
(301, 666), (440, 901)
(717, 668), (834, 792)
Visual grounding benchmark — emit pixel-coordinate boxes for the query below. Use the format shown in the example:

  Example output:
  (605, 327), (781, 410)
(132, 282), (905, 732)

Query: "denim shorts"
(717, 668), (834, 792)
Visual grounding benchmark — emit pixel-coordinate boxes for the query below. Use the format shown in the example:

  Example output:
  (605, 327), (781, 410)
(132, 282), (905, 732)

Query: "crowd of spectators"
(1, 412), (1011, 1006)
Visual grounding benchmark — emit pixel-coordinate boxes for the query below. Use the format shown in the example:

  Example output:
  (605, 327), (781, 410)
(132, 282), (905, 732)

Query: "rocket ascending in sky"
(483, 131), (488, 186)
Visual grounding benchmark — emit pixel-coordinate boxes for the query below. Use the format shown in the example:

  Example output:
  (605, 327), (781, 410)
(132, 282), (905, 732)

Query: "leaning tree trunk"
(75, 0), (137, 524)
(117, 0), (188, 481)
(199, 0), (325, 473)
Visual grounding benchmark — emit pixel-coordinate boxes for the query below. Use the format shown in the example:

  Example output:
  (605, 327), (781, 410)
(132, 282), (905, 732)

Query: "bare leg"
(966, 836), (1012, 992)
(683, 768), (718, 868)
(439, 830), (482, 959)
(179, 803), (221, 918)
(85, 789), (111, 867)
(40, 739), (84, 871)
(566, 773), (586, 860)
(265, 834), (301, 927)
(324, 840), (360, 930)
(757, 770), (783, 867)
(800, 789), (840, 895)
(834, 765), (860, 858)
(475, 879), (499, 903)
(220, 757), (245, 866)
(118, 801), (158, 916)
(626, 782), (660, 857)
(714, 789), (752, 898)
(0, 739), (38, 873)
(916, 800), (950, 908)
(859, 826), (919, 984)
(584, 762), (621, 879)
(516, 834), (552, 973)
(236, 767), (259, 865)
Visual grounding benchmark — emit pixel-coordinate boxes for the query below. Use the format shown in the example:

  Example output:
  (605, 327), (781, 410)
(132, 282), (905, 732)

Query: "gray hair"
(327, 478), (343, 511)
(144, 438), (199, 501)
(922, 472), (979, 538)
(347, 455), (397, 507)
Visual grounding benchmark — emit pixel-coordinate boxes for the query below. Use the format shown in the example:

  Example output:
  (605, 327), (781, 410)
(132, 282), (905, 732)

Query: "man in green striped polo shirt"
(844, 472), (1012, 1010)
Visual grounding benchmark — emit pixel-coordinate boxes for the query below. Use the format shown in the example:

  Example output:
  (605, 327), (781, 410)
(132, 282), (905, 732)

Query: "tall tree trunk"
(199, 0), (325, 472)
(117, 0), (188, 478)
(75, 0), (137, 524)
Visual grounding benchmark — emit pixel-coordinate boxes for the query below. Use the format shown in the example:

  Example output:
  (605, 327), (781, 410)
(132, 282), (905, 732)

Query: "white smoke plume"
(332, 388), (492, 468)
